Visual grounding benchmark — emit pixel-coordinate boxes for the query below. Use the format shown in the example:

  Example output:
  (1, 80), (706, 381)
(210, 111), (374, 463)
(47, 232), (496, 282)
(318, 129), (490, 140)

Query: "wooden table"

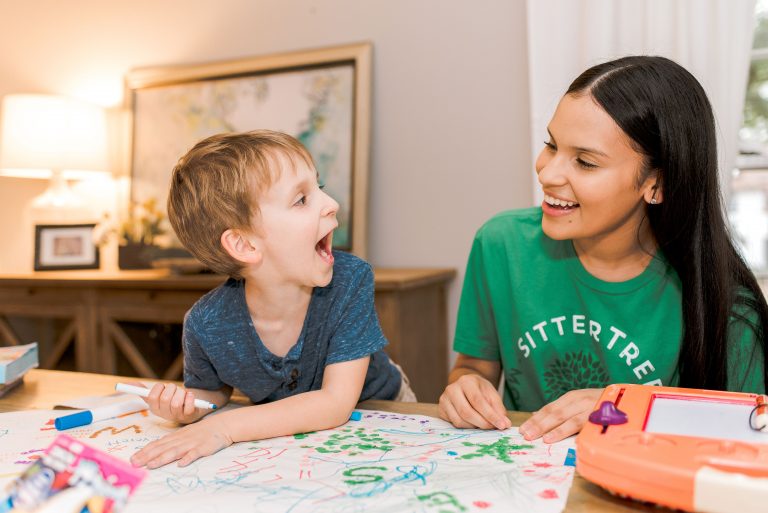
(0, 267), (455, 402)
(0, 369), (658, 512)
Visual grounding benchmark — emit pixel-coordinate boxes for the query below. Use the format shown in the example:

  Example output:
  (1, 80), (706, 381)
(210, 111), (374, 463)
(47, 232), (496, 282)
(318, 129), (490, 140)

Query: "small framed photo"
(34, 224), (100, 271)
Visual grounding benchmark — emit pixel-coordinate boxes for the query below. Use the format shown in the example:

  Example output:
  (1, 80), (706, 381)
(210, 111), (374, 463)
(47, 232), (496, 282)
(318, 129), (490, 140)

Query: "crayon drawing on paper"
(0, 409), (576, 513)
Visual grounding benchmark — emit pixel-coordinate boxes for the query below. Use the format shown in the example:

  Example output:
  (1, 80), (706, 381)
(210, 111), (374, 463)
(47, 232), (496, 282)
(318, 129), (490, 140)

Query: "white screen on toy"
(644, 396), (766, 443)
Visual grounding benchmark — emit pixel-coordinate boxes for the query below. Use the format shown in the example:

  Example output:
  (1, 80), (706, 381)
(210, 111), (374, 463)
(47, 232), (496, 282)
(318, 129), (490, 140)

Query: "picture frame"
(34, 224), (100, 271)
(124, 42), (372, 258)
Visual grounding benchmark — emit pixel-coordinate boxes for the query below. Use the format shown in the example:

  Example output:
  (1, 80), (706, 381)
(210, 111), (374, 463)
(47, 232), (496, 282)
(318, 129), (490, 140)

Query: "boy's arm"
(131, 356), (369, 469)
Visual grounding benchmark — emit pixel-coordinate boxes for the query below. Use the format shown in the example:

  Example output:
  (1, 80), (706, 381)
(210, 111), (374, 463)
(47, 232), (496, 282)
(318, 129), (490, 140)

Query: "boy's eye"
(543, 140), (556, 151)
(294, 195), (307, 206)
(319, 183), (326, 190)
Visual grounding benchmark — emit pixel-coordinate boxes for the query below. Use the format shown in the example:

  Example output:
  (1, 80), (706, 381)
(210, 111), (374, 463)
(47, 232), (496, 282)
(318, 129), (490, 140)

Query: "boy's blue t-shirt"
(182, 251), (402, 402)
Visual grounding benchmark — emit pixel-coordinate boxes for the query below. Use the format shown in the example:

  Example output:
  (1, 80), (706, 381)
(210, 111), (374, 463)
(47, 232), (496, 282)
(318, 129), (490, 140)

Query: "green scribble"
(458, 437), (533, 464)
(342, 465), (387, 485)
(302, 428), (393, 455)
(293, 432), (315, 440)
(416, 491), (467, 512)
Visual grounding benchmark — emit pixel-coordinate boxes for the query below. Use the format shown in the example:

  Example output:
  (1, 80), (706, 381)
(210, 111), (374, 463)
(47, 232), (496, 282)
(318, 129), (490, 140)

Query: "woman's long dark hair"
(567, 56), (768, 392)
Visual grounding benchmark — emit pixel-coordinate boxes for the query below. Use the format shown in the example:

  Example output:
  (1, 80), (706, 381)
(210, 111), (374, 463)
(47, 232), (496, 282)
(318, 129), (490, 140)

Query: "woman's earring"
(650, 198), (657, 205)
(650, 187), (659, 205)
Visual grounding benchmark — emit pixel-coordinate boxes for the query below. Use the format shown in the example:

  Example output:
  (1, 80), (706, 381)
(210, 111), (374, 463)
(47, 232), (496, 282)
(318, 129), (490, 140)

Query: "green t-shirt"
(454, 208), (765, 412)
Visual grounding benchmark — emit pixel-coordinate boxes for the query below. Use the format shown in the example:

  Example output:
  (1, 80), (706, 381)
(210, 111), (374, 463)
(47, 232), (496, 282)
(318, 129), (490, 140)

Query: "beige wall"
(0, 0), (533, 367)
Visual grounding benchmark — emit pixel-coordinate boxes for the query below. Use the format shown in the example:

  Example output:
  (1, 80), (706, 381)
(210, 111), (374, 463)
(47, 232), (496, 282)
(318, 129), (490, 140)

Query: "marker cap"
(54, 411), (93, 430)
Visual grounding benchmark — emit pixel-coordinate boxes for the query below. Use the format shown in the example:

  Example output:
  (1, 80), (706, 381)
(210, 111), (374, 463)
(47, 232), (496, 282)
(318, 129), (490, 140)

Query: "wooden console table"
(0, 268), (455, 402)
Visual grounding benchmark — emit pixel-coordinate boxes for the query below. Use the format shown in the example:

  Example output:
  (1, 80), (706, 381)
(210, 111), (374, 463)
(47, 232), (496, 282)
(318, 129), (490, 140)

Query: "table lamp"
(0, 94), (109, 209)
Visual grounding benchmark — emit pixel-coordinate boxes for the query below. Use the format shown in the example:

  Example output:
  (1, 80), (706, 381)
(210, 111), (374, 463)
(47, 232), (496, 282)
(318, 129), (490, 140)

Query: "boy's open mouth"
(315, 231), (334, 264)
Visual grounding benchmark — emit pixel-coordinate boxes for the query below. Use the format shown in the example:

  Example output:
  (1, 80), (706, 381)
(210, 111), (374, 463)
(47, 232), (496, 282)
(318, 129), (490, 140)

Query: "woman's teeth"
(544, 194), (578, 208)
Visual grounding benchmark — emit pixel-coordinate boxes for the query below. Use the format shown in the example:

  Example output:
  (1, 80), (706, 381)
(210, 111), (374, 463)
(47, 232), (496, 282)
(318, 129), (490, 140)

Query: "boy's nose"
(321, 191), (340, 217)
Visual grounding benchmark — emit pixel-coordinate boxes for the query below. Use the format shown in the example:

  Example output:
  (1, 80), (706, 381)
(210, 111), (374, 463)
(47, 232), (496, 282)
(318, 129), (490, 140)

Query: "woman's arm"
(518, 388), (603, 443)
(438, 353), (511, 430)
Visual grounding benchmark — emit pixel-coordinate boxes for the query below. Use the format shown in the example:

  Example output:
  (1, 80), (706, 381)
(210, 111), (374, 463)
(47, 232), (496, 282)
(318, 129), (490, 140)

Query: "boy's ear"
(221, 229), (262, 265)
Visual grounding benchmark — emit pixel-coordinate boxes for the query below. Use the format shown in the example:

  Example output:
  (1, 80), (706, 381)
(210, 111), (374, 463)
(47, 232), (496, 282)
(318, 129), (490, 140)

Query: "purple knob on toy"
(588, 401), (628, 426)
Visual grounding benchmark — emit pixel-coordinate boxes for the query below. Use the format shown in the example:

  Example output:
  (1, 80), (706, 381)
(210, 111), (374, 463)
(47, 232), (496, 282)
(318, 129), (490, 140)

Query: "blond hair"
(168, 130), (314, 278)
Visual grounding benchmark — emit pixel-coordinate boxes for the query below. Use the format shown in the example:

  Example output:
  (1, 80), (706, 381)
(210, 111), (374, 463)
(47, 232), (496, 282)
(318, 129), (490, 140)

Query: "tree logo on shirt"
(543, 350), (609, 402)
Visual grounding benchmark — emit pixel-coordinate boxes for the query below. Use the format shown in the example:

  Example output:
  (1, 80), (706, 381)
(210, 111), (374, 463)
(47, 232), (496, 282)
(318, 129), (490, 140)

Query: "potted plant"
(117, 198), (167, 269)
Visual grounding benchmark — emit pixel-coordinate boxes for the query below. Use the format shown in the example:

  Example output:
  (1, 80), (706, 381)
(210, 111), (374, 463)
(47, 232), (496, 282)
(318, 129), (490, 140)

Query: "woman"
(439, 56), (768, 443)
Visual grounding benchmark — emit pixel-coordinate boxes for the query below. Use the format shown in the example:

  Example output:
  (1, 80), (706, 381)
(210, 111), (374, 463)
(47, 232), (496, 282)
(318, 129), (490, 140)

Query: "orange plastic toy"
(576, 384), (768, 513)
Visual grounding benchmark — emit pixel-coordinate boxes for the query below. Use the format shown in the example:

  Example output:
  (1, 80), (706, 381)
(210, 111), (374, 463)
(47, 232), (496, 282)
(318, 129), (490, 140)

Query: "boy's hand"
(142, 383), (207, 424)
(519, 388), (602, 443)
(130, 414), (233, 469)
(438, 374), (512, 430)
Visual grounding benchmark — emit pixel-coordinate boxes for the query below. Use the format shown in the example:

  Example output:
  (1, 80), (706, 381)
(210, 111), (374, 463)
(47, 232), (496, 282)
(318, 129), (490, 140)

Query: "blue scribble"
(348, 462), (436, 498)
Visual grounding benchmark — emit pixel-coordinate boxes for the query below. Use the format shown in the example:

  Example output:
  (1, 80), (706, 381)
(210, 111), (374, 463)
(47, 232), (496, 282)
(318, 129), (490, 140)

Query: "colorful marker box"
(0, 434), (146, 513)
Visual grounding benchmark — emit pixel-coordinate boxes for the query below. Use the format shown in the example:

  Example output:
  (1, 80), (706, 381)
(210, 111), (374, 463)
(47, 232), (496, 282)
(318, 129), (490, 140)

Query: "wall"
(0, 0), (533, 369)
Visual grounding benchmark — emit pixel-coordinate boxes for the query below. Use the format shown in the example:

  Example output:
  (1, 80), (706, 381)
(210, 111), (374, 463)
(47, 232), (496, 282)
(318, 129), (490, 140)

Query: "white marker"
(54, 398), (148, 430)
(115, 383), (218, 410)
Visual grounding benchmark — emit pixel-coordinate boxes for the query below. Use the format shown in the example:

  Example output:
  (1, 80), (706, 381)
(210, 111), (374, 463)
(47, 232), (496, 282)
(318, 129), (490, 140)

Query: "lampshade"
(0, 94), (108, 178)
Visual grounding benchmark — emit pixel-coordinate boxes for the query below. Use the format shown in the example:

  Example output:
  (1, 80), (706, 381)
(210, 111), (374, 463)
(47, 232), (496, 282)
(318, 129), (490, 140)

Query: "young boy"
(130, 130), (414, 470)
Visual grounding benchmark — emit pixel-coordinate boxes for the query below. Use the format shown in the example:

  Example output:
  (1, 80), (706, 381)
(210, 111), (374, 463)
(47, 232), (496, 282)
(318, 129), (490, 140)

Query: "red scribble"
(217, 448), (273, 474)
(473, 500), (492, 508)
(533, 462), (553, 468)
(546, 474), (570, 484)
(267, 448), (287, 459)
(508, 451), (529, 455)
(419, 447), (442, 459)
(312, 491), (346, 504)
(89, 425), (142, 438)
(538, 489), (559, 499)
(265, 474), (283, 483)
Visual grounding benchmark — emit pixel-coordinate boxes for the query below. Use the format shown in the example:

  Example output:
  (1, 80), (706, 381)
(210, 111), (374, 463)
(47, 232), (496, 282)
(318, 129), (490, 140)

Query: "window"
(731, 0), (768, 278)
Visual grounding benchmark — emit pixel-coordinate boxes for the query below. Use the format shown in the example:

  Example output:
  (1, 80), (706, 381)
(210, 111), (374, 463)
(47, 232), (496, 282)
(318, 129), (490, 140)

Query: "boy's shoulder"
(186, 277), (243, 323)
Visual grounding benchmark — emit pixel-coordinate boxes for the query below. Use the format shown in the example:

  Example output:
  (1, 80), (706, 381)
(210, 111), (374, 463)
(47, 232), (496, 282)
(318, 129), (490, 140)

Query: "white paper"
(0, 409), (576, 513)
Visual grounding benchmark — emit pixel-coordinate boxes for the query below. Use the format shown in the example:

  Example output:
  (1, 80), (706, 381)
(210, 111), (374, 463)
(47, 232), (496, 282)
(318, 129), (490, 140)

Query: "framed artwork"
(125, 42), (372, 257)
(34, 224), (100, 271)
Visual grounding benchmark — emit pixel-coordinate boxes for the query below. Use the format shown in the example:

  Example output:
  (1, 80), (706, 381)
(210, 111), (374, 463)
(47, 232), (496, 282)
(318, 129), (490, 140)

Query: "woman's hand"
(130, 414), (233, 469)
(439, 373), (512, 430)
(519, 388), (602, 443)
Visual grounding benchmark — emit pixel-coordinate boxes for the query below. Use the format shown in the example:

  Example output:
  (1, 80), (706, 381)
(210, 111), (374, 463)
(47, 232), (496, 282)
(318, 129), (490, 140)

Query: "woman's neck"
(572, 216), (657, 282)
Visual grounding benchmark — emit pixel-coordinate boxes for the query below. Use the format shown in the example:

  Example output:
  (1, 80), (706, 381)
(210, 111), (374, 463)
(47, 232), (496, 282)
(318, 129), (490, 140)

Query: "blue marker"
(349, 411), (362, 421)
(54, 399), (148, 430)
(563, 448), (576, 467)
